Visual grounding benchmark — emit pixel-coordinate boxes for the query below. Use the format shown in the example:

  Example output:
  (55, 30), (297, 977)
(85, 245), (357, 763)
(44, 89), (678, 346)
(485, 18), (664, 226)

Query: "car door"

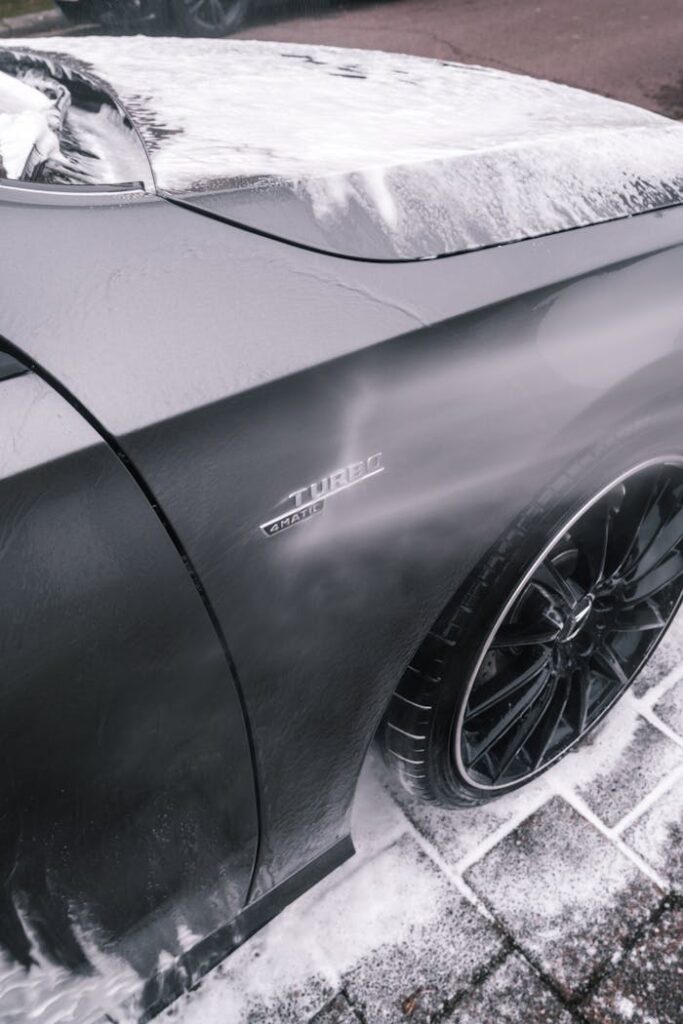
(0, 350), (258, 1008)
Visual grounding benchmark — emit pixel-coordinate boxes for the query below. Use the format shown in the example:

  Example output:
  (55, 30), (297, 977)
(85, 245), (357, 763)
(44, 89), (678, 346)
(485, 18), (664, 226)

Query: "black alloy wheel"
(458, 459), (683, 789)
(71, 0), (167, 30)
(382, 448), (683, 807)
(171, 0), (250, 36)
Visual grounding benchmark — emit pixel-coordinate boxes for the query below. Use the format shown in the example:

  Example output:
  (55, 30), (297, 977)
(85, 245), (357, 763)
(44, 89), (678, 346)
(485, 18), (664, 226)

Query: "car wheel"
(170, 0), (250, 36)
(53, 0), (95, 23)
(97, 0), (169, 30)
(381, 430), (683, 807)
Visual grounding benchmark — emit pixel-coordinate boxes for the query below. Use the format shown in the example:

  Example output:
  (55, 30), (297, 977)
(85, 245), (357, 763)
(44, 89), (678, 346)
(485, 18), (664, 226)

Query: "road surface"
(238, 0), (683, 117)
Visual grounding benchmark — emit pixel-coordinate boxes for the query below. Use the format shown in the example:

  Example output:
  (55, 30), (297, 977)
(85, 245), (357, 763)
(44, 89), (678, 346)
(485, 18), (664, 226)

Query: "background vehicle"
(53, 0), (251, 34)
(2, 35), (683, 1023)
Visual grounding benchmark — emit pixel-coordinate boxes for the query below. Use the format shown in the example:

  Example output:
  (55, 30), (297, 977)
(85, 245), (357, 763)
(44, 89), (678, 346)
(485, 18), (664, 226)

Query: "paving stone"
(632, 611), (683, 697)
(654, 678), (683, 738)
(351, 756), (409, 861)
(570, 710), (683, 828)
(582, 905), (683, 1024)
(448, 953), (573, 1024)
(158, 895), (338, 1024)
(311, 835), (504, 1024)
(464, 797), (661, 999)
(623, 781), (683, 889)
(310, 993), (360, 1023)
(382, 757), (549, 868)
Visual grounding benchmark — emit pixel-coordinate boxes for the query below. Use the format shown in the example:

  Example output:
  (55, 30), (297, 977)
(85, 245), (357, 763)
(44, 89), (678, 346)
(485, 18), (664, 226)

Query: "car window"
(0, 48), (152, 189)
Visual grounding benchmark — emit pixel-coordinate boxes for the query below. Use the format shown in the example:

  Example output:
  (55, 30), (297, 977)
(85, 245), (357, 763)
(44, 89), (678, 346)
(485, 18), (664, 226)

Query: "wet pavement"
(162, 613), (683, 1024)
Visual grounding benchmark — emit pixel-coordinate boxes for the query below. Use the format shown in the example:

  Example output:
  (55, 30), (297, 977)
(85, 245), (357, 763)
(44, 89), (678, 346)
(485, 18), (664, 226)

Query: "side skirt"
(139, 836), (355, 1022)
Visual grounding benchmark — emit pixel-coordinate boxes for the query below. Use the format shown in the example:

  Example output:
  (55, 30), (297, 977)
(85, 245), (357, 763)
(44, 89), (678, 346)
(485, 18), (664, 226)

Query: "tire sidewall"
(54, 0), (94, 23)
(418, 417), (683, 806)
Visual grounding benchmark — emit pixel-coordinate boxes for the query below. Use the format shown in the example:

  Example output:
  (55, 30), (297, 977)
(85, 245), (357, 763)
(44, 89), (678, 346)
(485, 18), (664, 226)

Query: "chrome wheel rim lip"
(454, 455), (683, 792)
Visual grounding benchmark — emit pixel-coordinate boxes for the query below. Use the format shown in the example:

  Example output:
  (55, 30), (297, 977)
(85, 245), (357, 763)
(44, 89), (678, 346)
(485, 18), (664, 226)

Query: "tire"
(53, 0), (95, 23)
(170, 0), (250, 36)
(56, 0), (168, 29)
(380, 423), (683, 808)
(99, 0), (169, 30)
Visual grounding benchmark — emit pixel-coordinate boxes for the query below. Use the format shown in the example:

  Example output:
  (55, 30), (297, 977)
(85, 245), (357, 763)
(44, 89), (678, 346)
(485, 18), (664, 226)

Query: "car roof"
(3, 37), (683, 260)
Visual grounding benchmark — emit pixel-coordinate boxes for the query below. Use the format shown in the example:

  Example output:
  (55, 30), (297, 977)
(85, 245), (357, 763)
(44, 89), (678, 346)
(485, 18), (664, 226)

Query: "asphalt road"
(237, 0), (683, 118)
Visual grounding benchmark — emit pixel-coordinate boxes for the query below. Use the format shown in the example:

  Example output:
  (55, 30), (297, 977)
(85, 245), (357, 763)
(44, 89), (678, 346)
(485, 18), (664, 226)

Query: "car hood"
(4, 37), (683, 260)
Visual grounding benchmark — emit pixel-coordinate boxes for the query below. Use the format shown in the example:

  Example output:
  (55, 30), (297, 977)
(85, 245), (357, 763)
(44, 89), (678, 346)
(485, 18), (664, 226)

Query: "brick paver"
(449, 954), (573, 1024)
(312, 836), (505, 1024)
(574, 712), (683, 827)
(465, 797), (661, 998)
(310, 995), (360, 1024)
(654, 677), (683, 737)
(623, 781), (683, 890)
(583, 904), (683, 1024)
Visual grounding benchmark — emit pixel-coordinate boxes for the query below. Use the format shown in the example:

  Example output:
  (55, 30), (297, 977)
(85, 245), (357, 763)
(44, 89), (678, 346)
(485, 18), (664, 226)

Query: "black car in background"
(54, 0), (251, 35)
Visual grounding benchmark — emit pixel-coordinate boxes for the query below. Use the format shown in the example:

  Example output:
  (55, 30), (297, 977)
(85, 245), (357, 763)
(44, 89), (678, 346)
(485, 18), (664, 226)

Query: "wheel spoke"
(612, 474), (669, 578)
(466, 665), (551, 766)
(623, 503), (683, 584)
(465, 651), (551, 721)
(490, 617), (561, 649)
(592, 642), (629, 688)
(583, 486), (625, 588)
(528, 677), (570, 771)
(603, 598), (666, 632)
(492, 674), (560, 780)
(185, 0), (233, 24)
(622, 549), (683, 603)
(534, 559), (579, 611)
(566, 665), (591, 733)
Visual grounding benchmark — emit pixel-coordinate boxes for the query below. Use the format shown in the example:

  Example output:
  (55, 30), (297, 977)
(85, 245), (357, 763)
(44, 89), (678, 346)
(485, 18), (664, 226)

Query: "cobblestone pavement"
(162, 614), (683, 1024)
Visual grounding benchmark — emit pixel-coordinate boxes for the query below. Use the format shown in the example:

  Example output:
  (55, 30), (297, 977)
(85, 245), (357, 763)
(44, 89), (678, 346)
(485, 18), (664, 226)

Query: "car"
(2, 33), (683, 1023)
(53, 0), (251, 35)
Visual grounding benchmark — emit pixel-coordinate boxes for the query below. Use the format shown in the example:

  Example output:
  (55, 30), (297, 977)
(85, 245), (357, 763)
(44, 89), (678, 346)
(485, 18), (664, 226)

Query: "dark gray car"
(54, 0), (252, 35)
(2, 36), (683, 1022)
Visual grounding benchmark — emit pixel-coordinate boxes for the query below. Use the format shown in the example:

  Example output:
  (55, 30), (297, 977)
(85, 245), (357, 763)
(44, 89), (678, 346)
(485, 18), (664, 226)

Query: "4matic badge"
(260, 453), (384, 538)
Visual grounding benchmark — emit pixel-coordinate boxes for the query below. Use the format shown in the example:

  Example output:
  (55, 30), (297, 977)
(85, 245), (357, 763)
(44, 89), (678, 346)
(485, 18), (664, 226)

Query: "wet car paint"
(0, 370), (258, 1021)
(1, 12), (683, 1018)
(2, 160), (683, 1019)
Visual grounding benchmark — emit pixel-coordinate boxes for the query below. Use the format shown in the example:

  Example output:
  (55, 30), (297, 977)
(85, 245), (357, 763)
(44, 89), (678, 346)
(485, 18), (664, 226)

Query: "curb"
(0, 7), (66, 37)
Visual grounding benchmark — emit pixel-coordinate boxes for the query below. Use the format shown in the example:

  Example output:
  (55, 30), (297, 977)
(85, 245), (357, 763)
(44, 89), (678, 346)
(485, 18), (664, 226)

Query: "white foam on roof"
(4, 37), (683, 256)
